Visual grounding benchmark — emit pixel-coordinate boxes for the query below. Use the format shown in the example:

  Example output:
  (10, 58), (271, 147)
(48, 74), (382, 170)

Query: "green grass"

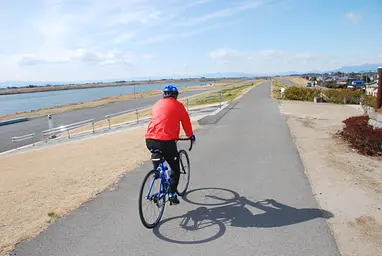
(187, 82), (257, 106)
(47, 212), (58, 219)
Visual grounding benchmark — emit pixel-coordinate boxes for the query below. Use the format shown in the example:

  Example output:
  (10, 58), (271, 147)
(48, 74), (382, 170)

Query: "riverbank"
(0, 81), (239, 121)
(0, 78), (239, 95)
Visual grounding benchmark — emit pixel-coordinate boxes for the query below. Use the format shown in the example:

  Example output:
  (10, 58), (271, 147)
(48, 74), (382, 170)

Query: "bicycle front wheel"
(177, 150), (190, 196)
(138, 169), (165, 229)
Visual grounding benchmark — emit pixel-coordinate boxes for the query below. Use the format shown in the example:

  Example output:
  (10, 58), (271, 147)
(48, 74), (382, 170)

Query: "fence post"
(92, 121), (95, 133)
(376, 67), (382, 111)
(108, 118), (111, 129)
(185, 99), (189, 112)
(68, 130), (70, 139)
(219, 92), (223, 108)
(136, 109), (139, 123)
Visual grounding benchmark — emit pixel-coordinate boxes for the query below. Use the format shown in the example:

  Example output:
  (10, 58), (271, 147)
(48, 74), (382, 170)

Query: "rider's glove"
(190, 135), (196, 142)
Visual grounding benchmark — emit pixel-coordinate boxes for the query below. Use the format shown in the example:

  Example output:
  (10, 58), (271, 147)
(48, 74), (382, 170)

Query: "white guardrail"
(12, 133), (35, 142)
(41, 118), (95, 140)
(105, 105), (150, 129)
(11, 91), (226, 145)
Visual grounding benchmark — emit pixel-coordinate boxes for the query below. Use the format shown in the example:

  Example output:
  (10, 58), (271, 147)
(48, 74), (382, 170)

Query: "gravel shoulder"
(278, 100), (382, 256)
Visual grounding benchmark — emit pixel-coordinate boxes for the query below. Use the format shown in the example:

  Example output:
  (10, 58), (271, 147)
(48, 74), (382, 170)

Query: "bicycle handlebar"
(177, 137), (194, 151)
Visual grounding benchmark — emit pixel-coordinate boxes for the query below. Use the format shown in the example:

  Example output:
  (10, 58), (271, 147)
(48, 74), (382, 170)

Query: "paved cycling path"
(12, 80), (340, 256)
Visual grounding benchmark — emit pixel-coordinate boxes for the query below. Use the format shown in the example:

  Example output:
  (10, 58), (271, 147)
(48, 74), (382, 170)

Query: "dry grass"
(271, 79), (288, 99)
(207, 80), (242, 87)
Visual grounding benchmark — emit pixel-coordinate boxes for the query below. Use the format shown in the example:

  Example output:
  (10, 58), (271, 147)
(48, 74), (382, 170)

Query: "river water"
(0, 81), (208, 116)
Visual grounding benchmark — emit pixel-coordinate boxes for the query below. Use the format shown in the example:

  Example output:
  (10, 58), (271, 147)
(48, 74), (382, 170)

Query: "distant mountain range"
(330, 63), (382, 73)
(181, 63), (382, 78)
(1, 63), (381, 88)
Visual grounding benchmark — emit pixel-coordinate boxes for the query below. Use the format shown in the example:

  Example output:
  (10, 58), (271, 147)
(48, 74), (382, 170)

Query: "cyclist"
(145, 85), (196, 205)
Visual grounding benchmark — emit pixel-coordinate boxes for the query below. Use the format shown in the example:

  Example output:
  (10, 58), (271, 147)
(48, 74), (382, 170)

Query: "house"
(366, 81), (378, 96)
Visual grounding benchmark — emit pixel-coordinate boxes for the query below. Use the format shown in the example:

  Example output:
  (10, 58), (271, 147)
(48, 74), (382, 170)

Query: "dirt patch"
(0, 121), (200, 256)
(279, 100), (382, 256)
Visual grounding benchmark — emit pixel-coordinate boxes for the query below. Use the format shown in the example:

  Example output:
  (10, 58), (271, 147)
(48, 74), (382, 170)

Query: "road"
(0, 88), (212, 153)
(12, 80), (340, 256)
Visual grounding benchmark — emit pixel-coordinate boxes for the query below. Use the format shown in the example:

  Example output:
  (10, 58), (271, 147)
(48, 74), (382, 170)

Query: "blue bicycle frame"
(145, 161), (170, 201)
(144, 137), (193, 203)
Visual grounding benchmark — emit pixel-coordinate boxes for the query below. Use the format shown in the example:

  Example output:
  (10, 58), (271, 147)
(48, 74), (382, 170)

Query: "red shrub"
(339, 115), (382, 156)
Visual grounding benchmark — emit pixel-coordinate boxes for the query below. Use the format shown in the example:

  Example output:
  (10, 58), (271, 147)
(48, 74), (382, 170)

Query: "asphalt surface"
(12, 80), (340, 256)
(0, 89), (211, 153)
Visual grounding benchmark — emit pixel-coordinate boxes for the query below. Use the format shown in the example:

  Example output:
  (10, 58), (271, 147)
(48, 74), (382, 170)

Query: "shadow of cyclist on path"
(181, 192), (334, 229)
(153, 188), (334, 244)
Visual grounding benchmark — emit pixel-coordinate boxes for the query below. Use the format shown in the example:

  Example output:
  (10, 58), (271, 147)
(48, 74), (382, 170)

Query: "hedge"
(282, 87), (370, 105)
(322, 89), (362, 104)
(283, 87), (321, 101)
(363, 95), (377, 107)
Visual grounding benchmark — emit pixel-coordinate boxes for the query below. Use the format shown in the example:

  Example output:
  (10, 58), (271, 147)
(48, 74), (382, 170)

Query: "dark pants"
(146, 139), (180, 194)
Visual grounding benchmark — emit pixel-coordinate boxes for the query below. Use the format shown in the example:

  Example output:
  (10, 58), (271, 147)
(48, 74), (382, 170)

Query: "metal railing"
(105, 105), (150, 129)
(10, 92), (227, 146)
(41, 119), (95, 140)
(12, 133), (35, 142)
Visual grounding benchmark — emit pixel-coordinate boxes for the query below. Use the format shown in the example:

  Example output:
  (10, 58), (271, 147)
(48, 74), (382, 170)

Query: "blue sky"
(0, 0), (381, 82)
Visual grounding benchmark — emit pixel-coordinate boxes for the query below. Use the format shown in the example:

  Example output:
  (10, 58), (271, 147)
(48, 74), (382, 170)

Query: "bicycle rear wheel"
(138, 169), (165, 229)
(177, 150), (190, 196)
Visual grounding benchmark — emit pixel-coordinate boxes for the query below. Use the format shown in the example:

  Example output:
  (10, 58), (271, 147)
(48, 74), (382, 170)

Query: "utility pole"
(376, 67), (382, 112)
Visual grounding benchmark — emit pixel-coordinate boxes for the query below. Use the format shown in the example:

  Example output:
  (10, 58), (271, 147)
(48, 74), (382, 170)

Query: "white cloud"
(140, 23), (223, 44)
(141, 34), (171, 44)
(17, 49), (139, 67)
(209, 48), (318, 63)
(142, 54), (154, 60)
(209, 48), (244, 59)
(3, 0), (378, 82)
(178, 1), (263, 26)
(18, 54), (68, 66)
(346, 12), (362, 24)
(259, 50), (286, 57)
(208, 48), (328, 73)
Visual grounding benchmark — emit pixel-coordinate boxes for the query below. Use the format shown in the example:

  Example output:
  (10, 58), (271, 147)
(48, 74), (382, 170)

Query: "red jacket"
(145, 98), (194, 141)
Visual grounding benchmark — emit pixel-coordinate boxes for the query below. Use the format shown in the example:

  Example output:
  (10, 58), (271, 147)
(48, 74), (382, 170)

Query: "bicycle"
(138, 137), (193, 229)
